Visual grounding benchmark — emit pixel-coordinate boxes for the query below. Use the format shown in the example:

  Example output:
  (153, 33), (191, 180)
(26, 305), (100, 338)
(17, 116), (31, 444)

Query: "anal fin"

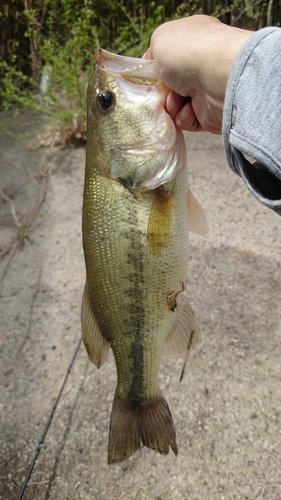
(162, 290), (201, 380)
(81, 284), (110, 368)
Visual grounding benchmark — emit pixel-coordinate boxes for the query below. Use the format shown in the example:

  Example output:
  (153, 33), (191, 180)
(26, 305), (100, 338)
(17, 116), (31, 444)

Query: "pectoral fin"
(188, 189), (208, 236)
(163, 290), (201, 380)
(81, 284), (110, 368)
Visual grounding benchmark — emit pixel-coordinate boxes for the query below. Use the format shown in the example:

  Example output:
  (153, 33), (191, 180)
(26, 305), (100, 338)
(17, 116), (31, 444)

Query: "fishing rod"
(17, 338), (82, 500)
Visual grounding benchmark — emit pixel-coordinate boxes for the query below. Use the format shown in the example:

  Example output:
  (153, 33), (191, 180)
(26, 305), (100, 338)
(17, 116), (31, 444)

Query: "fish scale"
(81, 49), (206, 464)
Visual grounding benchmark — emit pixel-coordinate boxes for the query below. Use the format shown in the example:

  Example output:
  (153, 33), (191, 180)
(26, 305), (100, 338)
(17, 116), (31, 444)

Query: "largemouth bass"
(82, 49), (207, 464)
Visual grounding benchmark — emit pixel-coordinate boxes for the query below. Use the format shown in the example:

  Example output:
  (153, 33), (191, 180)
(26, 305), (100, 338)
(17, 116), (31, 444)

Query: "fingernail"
(179, 103), (191, 122)
(166, 92), (176, 113)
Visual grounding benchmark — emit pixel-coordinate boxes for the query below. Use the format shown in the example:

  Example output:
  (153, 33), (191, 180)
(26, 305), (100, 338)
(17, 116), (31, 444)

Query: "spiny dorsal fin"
(188, 189), (208, 236)
(162, 290), (201, 380)
(81, 284), (110, 368)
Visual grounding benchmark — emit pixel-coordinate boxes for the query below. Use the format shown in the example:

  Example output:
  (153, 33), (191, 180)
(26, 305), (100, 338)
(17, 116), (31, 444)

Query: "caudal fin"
(108, 391), (178, 464)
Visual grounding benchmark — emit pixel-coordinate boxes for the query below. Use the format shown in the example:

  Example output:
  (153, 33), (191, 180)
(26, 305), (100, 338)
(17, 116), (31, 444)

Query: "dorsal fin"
(81, 284), (110, 368)
(188, 189), (208, 236)
(162, 290), (201, 380)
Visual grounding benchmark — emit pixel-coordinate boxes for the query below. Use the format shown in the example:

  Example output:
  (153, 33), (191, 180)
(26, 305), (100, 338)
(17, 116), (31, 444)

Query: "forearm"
(223, 27), (281, 215)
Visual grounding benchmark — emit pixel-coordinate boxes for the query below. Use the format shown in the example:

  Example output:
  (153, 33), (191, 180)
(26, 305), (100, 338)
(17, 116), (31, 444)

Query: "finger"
(175, 102), (203, 132)
(143, 48), (152, 59)
(166, 91), (191, 121)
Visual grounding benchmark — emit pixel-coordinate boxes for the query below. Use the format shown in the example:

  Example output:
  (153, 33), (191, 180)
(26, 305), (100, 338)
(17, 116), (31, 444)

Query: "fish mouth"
(93, 49), (171, 151)
(94, 48), (161, 88)
(92, 49), (181, 192)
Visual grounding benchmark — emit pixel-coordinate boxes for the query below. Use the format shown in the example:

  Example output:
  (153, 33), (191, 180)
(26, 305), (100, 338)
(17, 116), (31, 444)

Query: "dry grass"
(28, 114), (87, 149)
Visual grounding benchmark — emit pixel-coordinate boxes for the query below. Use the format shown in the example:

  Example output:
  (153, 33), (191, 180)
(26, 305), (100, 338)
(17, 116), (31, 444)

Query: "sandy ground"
(1, 110), (281, 500)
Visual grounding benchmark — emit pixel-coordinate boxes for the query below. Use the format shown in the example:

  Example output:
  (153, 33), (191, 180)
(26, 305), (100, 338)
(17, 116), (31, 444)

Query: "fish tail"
(108, 390), (178, 464)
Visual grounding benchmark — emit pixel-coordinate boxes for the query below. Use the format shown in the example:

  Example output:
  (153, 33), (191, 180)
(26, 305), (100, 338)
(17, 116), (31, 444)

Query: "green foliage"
(0, 0), (280, 140)
(0, 58), (38, 112)
(41, 7), (97, 115)
(15, 226), (30, 241)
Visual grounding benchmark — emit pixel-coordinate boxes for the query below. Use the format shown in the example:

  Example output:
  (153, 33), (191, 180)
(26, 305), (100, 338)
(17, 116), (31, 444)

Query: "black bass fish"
(82, 49), (207, 464)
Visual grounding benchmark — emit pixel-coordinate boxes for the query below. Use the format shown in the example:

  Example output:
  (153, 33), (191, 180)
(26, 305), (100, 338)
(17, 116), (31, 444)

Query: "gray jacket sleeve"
(222, 27), (281, 215)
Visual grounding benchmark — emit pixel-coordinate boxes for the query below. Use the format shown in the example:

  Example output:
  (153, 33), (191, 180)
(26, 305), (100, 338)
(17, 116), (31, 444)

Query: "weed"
(1, 0), (280, 144)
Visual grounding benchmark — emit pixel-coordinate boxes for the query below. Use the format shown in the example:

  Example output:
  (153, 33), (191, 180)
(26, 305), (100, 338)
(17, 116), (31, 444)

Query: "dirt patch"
(1, 111), (281, 500)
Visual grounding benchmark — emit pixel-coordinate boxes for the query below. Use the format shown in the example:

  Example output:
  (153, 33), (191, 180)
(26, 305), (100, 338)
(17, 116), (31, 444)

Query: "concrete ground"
(1, 110), (281, 500)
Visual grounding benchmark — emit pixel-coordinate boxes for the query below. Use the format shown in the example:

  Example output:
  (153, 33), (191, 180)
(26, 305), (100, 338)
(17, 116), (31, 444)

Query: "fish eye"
(96, 91), (114, 112)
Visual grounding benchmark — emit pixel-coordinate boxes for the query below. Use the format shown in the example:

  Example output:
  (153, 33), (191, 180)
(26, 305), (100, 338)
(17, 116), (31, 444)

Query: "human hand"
(145, 15), (253, 133)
